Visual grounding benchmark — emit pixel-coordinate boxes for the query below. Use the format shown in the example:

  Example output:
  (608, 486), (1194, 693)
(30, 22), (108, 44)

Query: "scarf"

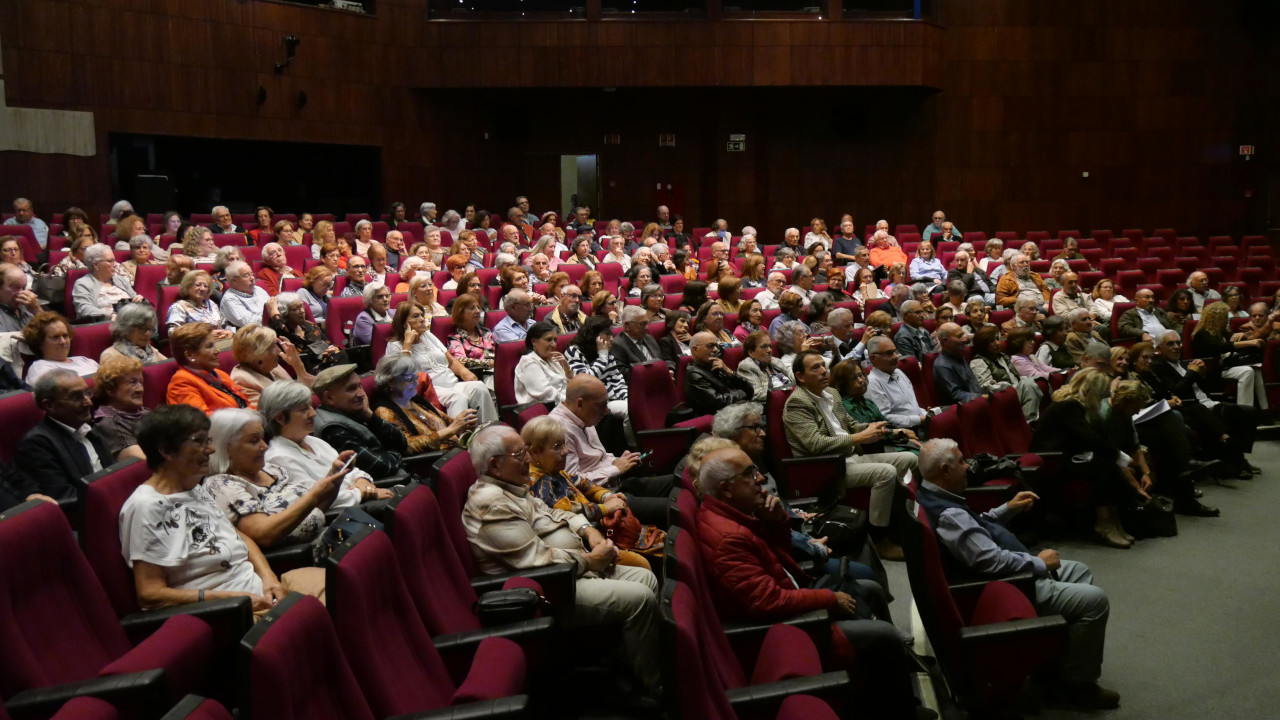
(187, 367), (248, 408)
(112, 340), (156, 363)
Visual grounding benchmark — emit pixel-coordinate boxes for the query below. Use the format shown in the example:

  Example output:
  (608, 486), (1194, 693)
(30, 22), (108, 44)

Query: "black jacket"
(14, 418), (112, 502)
(684, 362), (753, 416)
(612, 332), (669, 377)
(658, 335), (690, 368)
(1148, 358), (1212, 405)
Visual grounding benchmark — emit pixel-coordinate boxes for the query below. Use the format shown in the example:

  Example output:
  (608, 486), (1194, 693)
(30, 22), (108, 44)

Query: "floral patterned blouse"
(203, 462), (326, 554)
(447, 328), (496, 373)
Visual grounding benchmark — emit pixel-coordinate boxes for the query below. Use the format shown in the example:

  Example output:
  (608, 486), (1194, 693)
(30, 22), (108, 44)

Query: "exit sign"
(726, 141), (746, 152)
(1240, 145), (1255, 156)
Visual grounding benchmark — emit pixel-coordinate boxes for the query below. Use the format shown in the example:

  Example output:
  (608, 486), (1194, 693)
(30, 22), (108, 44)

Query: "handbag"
(967, 452), (1024, 485)
(601, 507), (665, 556)
(473, 587), (547, 626)
(33, 274), (64, 307)
(802, 505), (869, 558)
(320, 507), (385, 555)
(1121, 496), (1178, 539)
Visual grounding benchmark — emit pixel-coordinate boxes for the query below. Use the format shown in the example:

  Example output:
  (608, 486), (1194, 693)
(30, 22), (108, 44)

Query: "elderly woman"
(446, 272), (491, 314)
(73, 244), (145, 321)
(370, 353), (476, 454)
(564, 316), (628, 418)
(1019, 241), (1040, 262)
(978, 238), (1005, 274)
(119, 235), (163, 284)
(514, 321), (573, 404)
(969, 325), (1041, 421)
(1192, 301), (1267, 409)
(694, 301), (738, 346)
(350, 283), (392, 346)
(246, 207), (274, 245)
(804, 217), (832, 250)
(1044, 258), (1069, 292)
(736, 329), (793, 401)
(418, 227), (448, 272)
(529, 237), (563, 271)
(269, 292), (347, 374)
(850, 266), (881, 304)
(52, 235), (95, 277)
(167, 322), (251, 412)
(910, 241), (947, 292)
(624, 265), (653, 299)
(166, 270), (230, 337)
(119, 405), (325, 613)
(100, 303), (167, 364)
(212, 245), (243, 291)
(0, 236), (35, 288)
(733, 299), (764, 343)
(767, 291), (808, 342)
(92, 355), (149, 462)
(319, 242), (345, 278)
(566, 236), (597, 269)
(114, 215), (168, 261)
(639, 284), (666, 323)
(776, 319), (826, 371)
(447, 294), (496, 384)
(203, 407), (350, 558)
(771, 247), (797, 271)
(183, 226), (219, 265)
(256, 243), (299, 296)
(297, 266), (334, 325)
(386, 301), (498, 423)
(570, 272), (599, 303)
(498, 265), (547, 310)
(229, 323), (313, 407)
(352, 220), (375, 257)
(394, 255), (425, 293)
(591, 291), (621, 326)
(273, 219), (303, 246)
(657, 310), (693, 366)
(23, 311), (98, 384)
(962, 298), (992, 337)
(405, 274), (447, 318)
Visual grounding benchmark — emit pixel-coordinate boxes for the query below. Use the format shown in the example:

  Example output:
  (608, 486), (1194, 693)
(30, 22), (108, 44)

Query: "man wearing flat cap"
(311, 363), (405, 484)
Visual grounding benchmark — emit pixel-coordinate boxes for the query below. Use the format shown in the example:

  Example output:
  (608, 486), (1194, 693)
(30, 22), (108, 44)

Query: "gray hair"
(640, 284), (664, 304)
(652, 244), (670, 257)
(988, 238), (1004, 249)
(1050, 258), (1069, 271)
(494, 253), (517, 269)
(890, 285), (912, 303)
(128, 235), (150, 251)
(620, 222), (635, 236)
(777, 320), (808, 351)
(947, 280), (966, 296)
(469, 425), (521, 476)
(697, 450), (743, 499)
(1015, 297), (1040, 312)
(110, 302), (157, 341)
(1066, 307), (1091, 324)
(620, 305), (648, 324)
(84, 244), (114, 265)
(354, 219), (372, 233)
(900, 299), (922, 315)
(258, 380), (314, 437)
(224, 260), (250, 280)
(1082, 341), (1111, 363)
(373, 352), (417, 389)
(399, 256), (427, 274)
(441, 209), (461, 225)
(214, 246), (240, 272)
(211, 205), (230, 216)
(32, 368), (80, 406)
(958, 242), (976, 255)
(918, 438), (960, 482)
(712, 402), (764, 439)
(828, 307), (853, 329)
(767, 272), (786, 283)
(109, 200), (133, 221)
(741, 225), (757, 238)
(419, 202), (436, 216)
(775, 247), (795, 260)
(1159, 329), (1181, 344)
(792, 265), (812, 279)
(867, 334), (895, 355)
(275, 291), (302, 311)
(910, 282), (929, 296)
(261, 242), (284, 257)
(208, 408), (263, 474)
(362, 281), (387, 307)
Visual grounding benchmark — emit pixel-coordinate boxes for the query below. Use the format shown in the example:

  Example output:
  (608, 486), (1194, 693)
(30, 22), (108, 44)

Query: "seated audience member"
(1030, 369), (1139, 548)
(515, 321), (573, 404)
(1001, 296), (1043, 337)
(120, 405), (325, 612)
(204, 408), (350, 558)
(941, 280), (968, 315)
(1089, 278), (1128, 325)
(830, 218), (863, 263)
(910, 241), (947, 291)
(566, 236), (598, 269)
(52, 235), (93, 278)
(658, 310), (693, 366)
(23, 311), (99, 384)
(774, 319), (824, 371)
(274, 218), (304, 247)
(100, 303), (167, 364)
(446, 272), (491, 313)
(371, 353), (476, 453)
(269, 292), (348, 374)
(916, 439), (1119, 710)
(868, 230), (907, 268)
(350, 283), (392, 346)
(893, 300), (938, 361)
(1009, 327), (1059, 379)
(864, 336), (928, 429)
(229, 323), (313, 407)
(783, 350), (917, 560)
(767, 291), (807, 341)
(207, 205), (240, 235)
(310, 364), (408, 483)
(1035, 316), (1075, 370)
(678, 281), (710, 316)
(737, 330), (793, 401)
(548, 284), (586, 334)
(716, 275), (744, 315)
(822, 307), (860, 363)
(933, 323), (985, 405)
(0, 262), (40, 334)
(409, 274), (448, 317)
(167, 322), (250, 412)
(1044, 259), (1069, 292)
(447, 295), (496, 385)
(1065, 308), (1108, 364)
(114, 215), (170, 263)
(386, 301), (498, 423)
(5, 197), (49, 249)
(14, 369), (109, 502)
(786, 265), (817, 307)
(1220, 285), (1248, 319)
(921, 210), (957, 242)
(639, 284), (667, 322)
(341, 256), (368, 298)
(549, 375), (674, 523)
(493, 289), (536, 343)
(770, 247), (797, 271)
(739, 255), (767, 289)
(694, 446), (932, 719)
(255, 243), (299, 297)
(120, 235), (163, 284)
(73, 244), (145, 322)
(961, 299), (991, 338)
(167, 270), (230, 334)
(611, 305), (668, 376)
(576, 271), (603, 302)
(182, 225), (219, 265)
(1052, 271), (1091, 318)
(1020, 241), (1041, 262)
(220, 261), (273, 329)
(694, 300), (739, 346)
(297, 267), (334, 325)
(832, 358), (923, 451)
(524, 416), (663, 568)
(564, 316), (629, 418)
(590, 291), (621, 327)
(440, 254), (469, 291)
(1192, 302), (1268, 409)
(1050, 236), (1090, 267)
(1244, 301), (1280, 341)
(462, 425), (662, 695)
(1078, 341), (1113, 372)
(92, 355), (149, 462)
(1117, 288), (1177, 342)
(754, 271), (787, 311)
(685, 331), (754, 415)
(1186, 271), (1221, 314)
(1167, 288), (1198, 327)
(994, 252), (1050, 310)
(163, 254), (196, 289)
(948, 250), (996, 306)
(211, 246), (242, 294)
(733, 299), (764, 343)
(969, 326), (1042, 421)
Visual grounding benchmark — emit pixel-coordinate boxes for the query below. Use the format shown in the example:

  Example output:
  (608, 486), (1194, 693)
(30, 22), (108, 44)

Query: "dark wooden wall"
(0, 0), (1274, 238)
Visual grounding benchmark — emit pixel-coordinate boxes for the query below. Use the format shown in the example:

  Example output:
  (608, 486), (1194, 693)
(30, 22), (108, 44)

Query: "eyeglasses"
(504, 447), (530, 461)
(187, 434), (212, 447)
(742, 423), (765, 433)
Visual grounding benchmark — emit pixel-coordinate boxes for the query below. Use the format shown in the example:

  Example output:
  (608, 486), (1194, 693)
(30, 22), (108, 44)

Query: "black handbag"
(803, 505), (869, 558)
(967, 452), (1024, 485)
(473, 587), (547, 626)
(1122, 496), (1178, 539)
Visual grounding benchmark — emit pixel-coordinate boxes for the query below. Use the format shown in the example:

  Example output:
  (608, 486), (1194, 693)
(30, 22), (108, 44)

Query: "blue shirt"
(920, 480), (1046, 577)
(493, 315), (535, 344)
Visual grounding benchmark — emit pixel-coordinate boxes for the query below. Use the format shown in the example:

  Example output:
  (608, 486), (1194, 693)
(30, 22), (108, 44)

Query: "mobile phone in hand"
(337, 454), (357, 475)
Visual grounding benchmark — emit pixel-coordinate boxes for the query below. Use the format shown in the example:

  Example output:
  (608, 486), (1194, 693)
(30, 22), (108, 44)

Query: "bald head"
(563, 374), (608, 425)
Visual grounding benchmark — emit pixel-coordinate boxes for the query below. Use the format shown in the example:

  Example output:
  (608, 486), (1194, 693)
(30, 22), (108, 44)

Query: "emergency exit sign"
(726, 141), (746, 152)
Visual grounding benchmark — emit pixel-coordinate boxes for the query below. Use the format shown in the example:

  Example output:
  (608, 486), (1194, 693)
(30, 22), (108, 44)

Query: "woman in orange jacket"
(167, 322), (251, 413)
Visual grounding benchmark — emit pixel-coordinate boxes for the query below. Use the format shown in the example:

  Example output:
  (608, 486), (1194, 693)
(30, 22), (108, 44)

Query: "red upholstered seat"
(629, 361), (706, 473)
(764, 389), (854, 507)
(69, 321), (114, 363)
(47, 696), (122, 719)
(133, 264), (169, 306)
(0, 391), (42, 465)
(156, 695), (234, 719)
(325, 296), (366, 346)
(141, 360), (179, 409)
(493, 340), (525, 409)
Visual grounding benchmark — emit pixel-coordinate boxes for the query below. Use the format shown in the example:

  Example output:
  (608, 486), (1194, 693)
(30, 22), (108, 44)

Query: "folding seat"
(664, 292), (685, 310)
(962, 232), (986, 245)
(989, 309), (1014, 327)
(1112, 246), (1139, 263)
(1121, 229), (1145, 245)
(493, 339), (525, 411)
(1243, 235), (1268, 251)
(514, 402), (549, 430)
(311, 213), (335, 223)
(1115, 269), (1145, 298)
(1089, 229), (1113, 244)
(331, 222), (352, 237)
(0, 502), (216, 720)
(325, 527), (531, 718)
(210, 234), (242, 249)
(1206, 235), (1234, 252)
(46, 696), (124, 719)
(554, 333), (576, 354)
(1135, 256), (1160, 283)
(1076, 271), (1104, 290)
(1259, 281), (1280, 302)
(1180, 247), (1210, 265)
(1109, 302), (1136, 343)
(344, 213), (371, 225)
(532, 305), (555, 322)
(1029, 260), (1050, 275)
(63, 268), (90, 321)
(1172, 258), (1200, 277)
(1238, 267), (1264, 296)
(1211, 257), (1238, 281)
(659, 273), (687, 294)
(1066, 259), (1090, 274)
(1146, 245), (1174, 265)
(1213, 244), (1242, 260)
(630, 360), (710, 472)
(1041, 239), (1063, 255)
(894, 224), (918, 236)
(1, 225), (40, 261)
(1056, 229), (1082, 240)
(239, 245), (262, 264)
(155, 285), (183, 339)
(765, 389), (855, 508)
(1253, 255), (1277, 276)
(324, 296), (366, 346)
(1080, 248), (1104, 268)
(1099, 258), (1126, 276)
(430, 316), (454, 345)
(158, 695), (234, 720)
(1022, 230), (1047, 244)
(370, 323), (395, 367)
(895, 355), (932, 409)
(142, 361), (180, 409)
(863, 298), (890, 317)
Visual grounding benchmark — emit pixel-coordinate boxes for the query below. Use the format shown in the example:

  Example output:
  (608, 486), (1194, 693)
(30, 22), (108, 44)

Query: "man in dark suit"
(612, 306), (670, 377)
(15, 369), (110, 503)
(933, 323), (984, 405)
(684, 332), (754, 416)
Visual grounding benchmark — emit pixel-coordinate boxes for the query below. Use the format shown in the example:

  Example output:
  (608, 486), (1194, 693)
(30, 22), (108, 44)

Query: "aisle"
(887, 439), (1280, 719)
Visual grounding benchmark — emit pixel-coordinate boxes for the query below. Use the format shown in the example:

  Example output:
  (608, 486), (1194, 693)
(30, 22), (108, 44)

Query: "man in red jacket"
(695, 446), (935, 720)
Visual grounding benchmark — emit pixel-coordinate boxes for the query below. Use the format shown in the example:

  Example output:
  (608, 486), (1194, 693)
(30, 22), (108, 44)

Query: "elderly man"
(916, 439), (1119, 710)
(865, 336), (928, 429)
(463, 425), (662, 695)
(1186, 271), (1221, 315)
(0, 262), (41, 333)
(933, 323), (984, 405)
(383, 230), (405, 269)
(685, 332), (754, 416)
(1077, 341), (1112, 372)
(220, 260), (274, 328)
(4, 197), (49, 249)
(695, 445), (932, 720)
(994, 253), (1050, 310)
(1117, 288), (1176, 342)
(869, 232), (907, 269)
(1050, 237), (1090, 268)
(311, 364), (405, 485)
(831, 218), (863, 264)
(612, 305), (668, 376)
(650, 243), (676, 275)
(1000, 297), (1043, 337)
(499, 222), (522, 250)
(883, 284), (911, 320)
(755, 271), (787, 311)
(1064, 308), (1107, 364)
(1035, 316), (1075, 370)
(825, 307), (860, 362)
(206, 205), (240, 235)
(255, 243), (299, 296)
(1052, 271), (1091, 317)
(548, 376), (674, 523)
(783, 351), (917, 560)
(493, 289), (535, 344)
(893, 300), (938, 362)
(506, 207), (532, 244)
(842, 245), (878, 285)
(341, 256), (369, 298)
(526, 252), (553, 283)
(548, 284), (586, 335)
(787, 265), (816, 307)
(13, 369), (110, 504)
(946, 250), (996, 306)
(655, 205), (672, 230)
(921, 210), (960, 243)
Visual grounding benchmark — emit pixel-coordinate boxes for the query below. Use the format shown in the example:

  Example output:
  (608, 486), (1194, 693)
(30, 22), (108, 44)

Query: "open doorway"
(561, 154), (599, 220)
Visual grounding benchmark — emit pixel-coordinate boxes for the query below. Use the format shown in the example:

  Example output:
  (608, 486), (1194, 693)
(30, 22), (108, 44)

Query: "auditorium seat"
(141, 361), (179, 409)
(157, 695), (234, 720)
(629, 361), (711, 474)
(764, 389), (854, 509)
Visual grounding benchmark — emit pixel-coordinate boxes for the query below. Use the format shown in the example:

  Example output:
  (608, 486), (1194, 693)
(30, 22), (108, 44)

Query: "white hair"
(620, 305), (647, 324)
(420, 202), (436, 215)
(400, 256), (427, 273)
(767, 271), (785, 283)
(918, 438), (960, 481)
(211, 205), (229, 216)
(741, 226), (757, 238)
(224, 260), (249, 280)
(1015, 297), (1040, 312)
(257, 380), (313, 437)
(469, 426), (521, 476)
(652, 244), (670, 257)
(276, 291), (302, 310)
(494, 253), (517, 269)
(828, 307), (853, 328)
(355, 219), (372, 233)
(1066, 307), (1091, 324)
(84, 243), (114, 265)
(362, 281), (387, 306)
(711, 403), (763, 439)
(208, 408), (263, 474)
(696, 451), (742, 499)
(109, 200), (133, 221)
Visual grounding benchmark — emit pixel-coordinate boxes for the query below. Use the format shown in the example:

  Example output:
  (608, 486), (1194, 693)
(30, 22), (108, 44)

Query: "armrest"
(778, 455), (846, 501)
(388, 694), (530, 720)
(4, 669), (168, 720)
(723, 670), (851, 709)
(373, 471), (412, 489)
(636, 427), (700, 474)
(959, 615), (1068, 645)
(119, 595), (253, 646)
(470, 564), (576, 612)
(949, 572), (1037, 605)
(402, 452), (444, 481)
(262, 542), (316, 575)
(786, 496), (823, 512)
(722, 609), (832, 649)
(433, 617), (556, 655)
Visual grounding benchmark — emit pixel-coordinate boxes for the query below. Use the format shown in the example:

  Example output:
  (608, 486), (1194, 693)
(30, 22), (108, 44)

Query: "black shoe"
(1247, 462), (1263, 475)
(1174, 500), (1221, 517)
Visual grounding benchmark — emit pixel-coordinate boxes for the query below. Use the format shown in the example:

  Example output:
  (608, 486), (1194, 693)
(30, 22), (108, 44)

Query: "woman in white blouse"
(384, 301), (498, 423)
(23, 311), (98, 384)
(1089, 278), (1129, 325)
(167, 270), (231, 336)
(514, 321), (573, 405)
(183, 225), (220, 265)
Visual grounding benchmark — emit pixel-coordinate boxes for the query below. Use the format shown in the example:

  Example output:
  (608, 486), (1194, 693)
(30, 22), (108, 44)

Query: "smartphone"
(636, 450), (653, 461)
(336, 453), (357, 475)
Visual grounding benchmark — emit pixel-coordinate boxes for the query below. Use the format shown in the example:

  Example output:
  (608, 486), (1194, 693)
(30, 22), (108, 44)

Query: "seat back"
(514, 402), (549, 430)
(0, 501), (131, 697)
(927, 404), (962, 443)
(896, 355), (932, 408)
(0, 391), (43, 464)
(142, 360), (180, 409)
(956, 397), (1005, 456)
(989, 388), (1034, 452)
(494, 340), (525, 408)
(900, 506), (968, 687)
(134, 264), (168, 306)
(327, 296), (367, 346)
(241, 594), (375, 720)
(70, 321), (114, 363)
(78, 458), (154, 616)
(628, 361), (678, 432)
(660, 581), (738, 720)
(432, 450), (482, 576)
(668, 528), (751, 690)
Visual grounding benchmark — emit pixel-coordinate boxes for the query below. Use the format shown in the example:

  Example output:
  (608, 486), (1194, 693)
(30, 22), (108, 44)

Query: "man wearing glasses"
(549, 286), (586, 335)
(865, 336), (928, 430)
(611, 305), (669, 379)
(493, 290), (536, 344)
(892, 300), (938, 362)
(13, 369), (109, 504)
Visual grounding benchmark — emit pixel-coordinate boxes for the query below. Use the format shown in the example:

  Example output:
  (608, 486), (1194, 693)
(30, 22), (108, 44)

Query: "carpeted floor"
(887, 438), (1280, 719)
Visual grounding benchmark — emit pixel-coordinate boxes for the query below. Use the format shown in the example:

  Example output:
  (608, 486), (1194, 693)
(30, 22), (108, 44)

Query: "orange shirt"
(869, 245), (908, 268)
(166, 367), (250, 414)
